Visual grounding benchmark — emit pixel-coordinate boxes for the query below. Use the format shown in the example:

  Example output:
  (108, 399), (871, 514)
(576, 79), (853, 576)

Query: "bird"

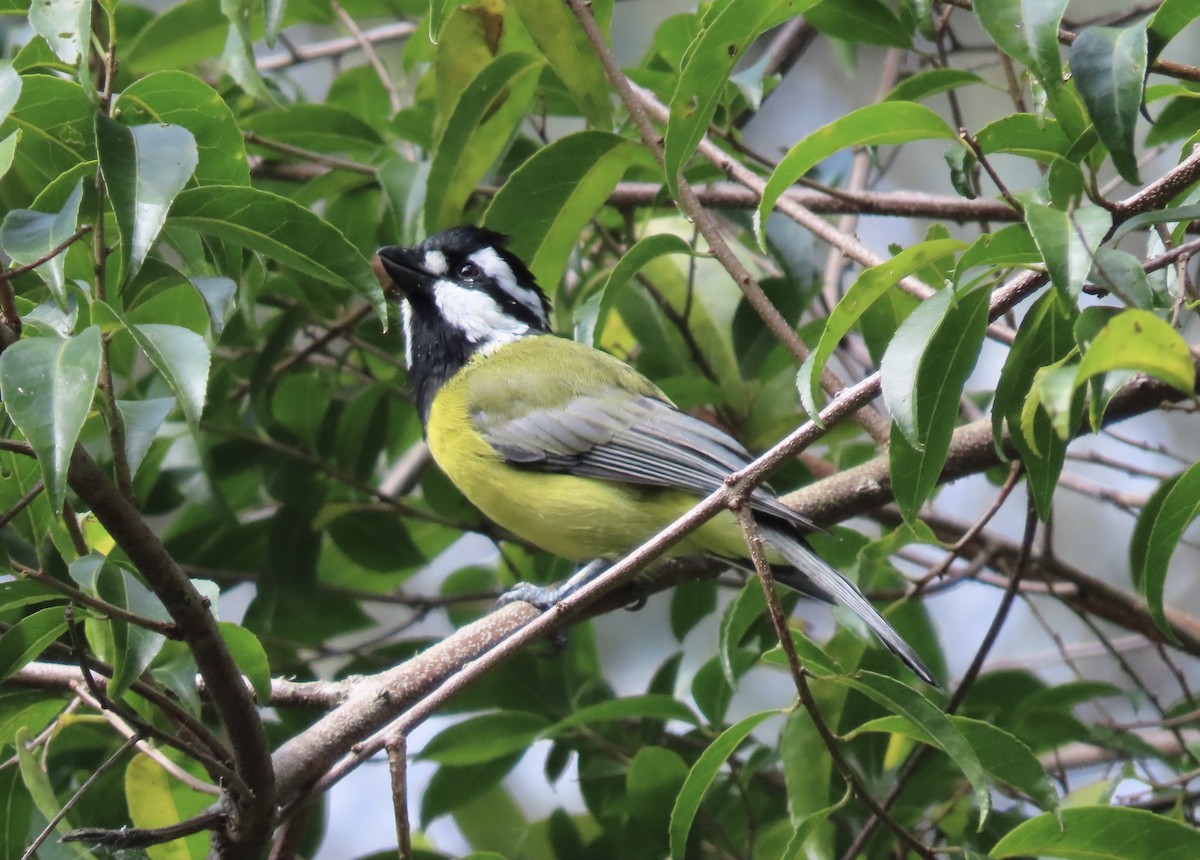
(372, 226), (935, 685)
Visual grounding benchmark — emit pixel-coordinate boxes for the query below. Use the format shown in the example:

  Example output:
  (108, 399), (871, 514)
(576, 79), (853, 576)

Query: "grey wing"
(474, 393), (817, 533)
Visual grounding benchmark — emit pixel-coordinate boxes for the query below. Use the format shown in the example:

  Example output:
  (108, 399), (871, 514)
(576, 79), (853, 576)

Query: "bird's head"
(374, 227), (552, 366)
(374, 227), (553, 422)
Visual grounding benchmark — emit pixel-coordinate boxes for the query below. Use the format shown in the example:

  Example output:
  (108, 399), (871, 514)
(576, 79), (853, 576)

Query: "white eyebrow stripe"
(400, 299), (414, 368)
(468, 247), (546, 322)
(423, 249), (448, 275)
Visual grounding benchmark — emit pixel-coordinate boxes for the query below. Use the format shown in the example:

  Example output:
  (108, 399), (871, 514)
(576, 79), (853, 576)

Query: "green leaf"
(578, 232), (693, 345)
(833, 672), (991, 822)
(0, 179), (84, 304)
(116, 398), (175, 477)
(955, 223), (1040, 284)
(0, 763), (33, 860)
(98, 118), (199, 283)
(756, 103), (959, 245)
(485, 130), (634, 293)
(16, 731), (94, 859)
(0, 606), (69, 682)
(669, 709), (778, 860)
(1024, 203), (1111, 300)
(421, 711), (550, 766)
(1108, 204), (1200, 246)
(0, 75), (94, 186)
(974, 0), (1066, 90)
(761, 629), (845, 677)
(885, 68), (987, 103)
(124, 322), (211, 433)
(218, 621), (271, 702)
(975, 114), (1071, 161)
(1129, 461), (1200, 640)
(167, 185), (386, 321)
(626, 747), (688, 852)
(124, 755), (195, 860)
(992, 805), (1200, 859)
(1148, 0), (1200, 60)
(854, 714), (1059, 813)
(665, 0), (813, 194)
(1070, 23), (1148, 185)
(425, 52), (544, 232)
(887, 287), (989, 521)
(220, 0), (275, 105)
(804, 0), (912, 48)
(116, 70), (250, 186)
(511, 0), (611, 127)
(0, 580), (65, 612)
(0, 326), (101, 513)
(1075, 309), (1194, 397)
(89, 560), (169, 697)
(0, 61), (21, 126)
(242, 104), (384, 156)
(993, 289), (1076, 518)
(718, 578), (766, 684)
(29, 0), (90, 66)
(0, 129), (20, 182)
(545, 694), (700, 735)
(1089, 247), (1155, 309)
(798, 238), (966, 422)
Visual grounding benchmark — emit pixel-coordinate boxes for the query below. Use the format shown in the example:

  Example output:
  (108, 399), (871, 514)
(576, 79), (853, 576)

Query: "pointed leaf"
(17, 730), (96, 859)
(511, 0), (612, 127)
(167, 185), (386, 321)
(0, 326), (101, 513)
(421, 711), (550, 766)
(757, 103), (959, 245)
(665, 0), (815, 194)
(992, 805), (1200, 859)
(0, 179), (84, 303)
(0, 606), (68, 681)
(545, 694), (699, 735)
(485, 130), (634, 292)
(0, 75), (95, 185)
(124, 322), (211, 433)
(29, 0), (90, 66)
(1075, 309), (1195, 397)
(98, 117), (199, 282)
(974, 0), (1067, 90)
(425, 52), (544, 232)
(579, 232), (693, 345)
(116, 398), (177, 477)
(0, 61), (21, 126)
(218, 621), (271, 702)
(799, 238), (966, 421)
(1070, 23), (1148, 185)
(91, 561), (169, 696)
(669, 709), (778, 860)
(887, 287), (989, 520)
(1024, 203), (1111, 300)
(116, 70), (250, 187)
(1148, 0), (1200, 60)
(834, 672), (991, 822)
(1130, 461), (1200, 640)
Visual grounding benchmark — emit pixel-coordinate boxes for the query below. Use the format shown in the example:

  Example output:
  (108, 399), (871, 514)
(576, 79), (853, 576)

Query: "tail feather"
(760, 525), (937, 686)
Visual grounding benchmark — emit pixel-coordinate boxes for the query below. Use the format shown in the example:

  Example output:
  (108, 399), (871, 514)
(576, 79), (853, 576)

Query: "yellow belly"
(426, 372), (748, 562)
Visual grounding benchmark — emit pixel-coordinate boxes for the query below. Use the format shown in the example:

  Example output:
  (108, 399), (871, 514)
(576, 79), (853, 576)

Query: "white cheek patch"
(468, 247), (547, 324)
(434, 281), (530, 348)
(423, 249), (448, 276)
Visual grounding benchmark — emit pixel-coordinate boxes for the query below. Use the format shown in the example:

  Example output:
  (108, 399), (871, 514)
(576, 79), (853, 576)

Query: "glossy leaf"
(833, 672), (991, 821)
(665, 0), (813, 194)
(167, 185), (387, 321)
(757, 103), (959, 245)
(90, 560), (169, 697)
(98, 117), (199, 283)
(29, 0), (90, 66)
(1024, 203), (1111, 300)
(116, 398), (176, 476)
(1075, 309), (1194, 399)
(0, 179), (84, 303)
(975, 114), (1071, 161)
(718, 578), (766, 684)
(511, 0), (612, 127)
(1070, 23), (1148, 185)
(218, 622), (271, 702)
(804, 0), (912, 48)
(0, 74), (94, 186)
(485, 130), (634, 293)
(974, 0), (1066, 90)
(578, 232), (693, 345)
(421, 711), (550, 766)
(992, 805), (1200, 859)
(854, 713), (1059, 813)
(885, 68), (986, 103)
(1130, 460), (1200, 640)
(1148, 0), (1200, 60)
(669, 709), (778, 860)
(0, 326), (101, 513)
(0, 61), (20, 125)
(887, 287), (989, 521)
(116, 70), (250, 186)
(425, 52), (543, 232)
(798, 238), (966, 422)
(0, 606), (69, 682)
(124, 322), (211, 433)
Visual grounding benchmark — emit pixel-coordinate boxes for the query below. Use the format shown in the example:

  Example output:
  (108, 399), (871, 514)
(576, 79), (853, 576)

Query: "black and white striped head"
(374, 227), (552, 423)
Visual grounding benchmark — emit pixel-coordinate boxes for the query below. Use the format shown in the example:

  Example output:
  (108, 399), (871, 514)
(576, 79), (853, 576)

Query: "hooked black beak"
(372, 246), (434, 300)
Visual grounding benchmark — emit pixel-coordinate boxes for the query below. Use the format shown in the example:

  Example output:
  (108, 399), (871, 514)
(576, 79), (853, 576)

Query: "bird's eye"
(458, 261), (482, 280)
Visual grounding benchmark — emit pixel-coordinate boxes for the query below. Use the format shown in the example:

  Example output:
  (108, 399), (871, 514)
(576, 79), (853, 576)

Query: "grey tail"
(759, 525), (937, 687)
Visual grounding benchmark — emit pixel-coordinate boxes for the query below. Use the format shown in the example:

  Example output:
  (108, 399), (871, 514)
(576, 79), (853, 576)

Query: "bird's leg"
(497, 558), (610, 610)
